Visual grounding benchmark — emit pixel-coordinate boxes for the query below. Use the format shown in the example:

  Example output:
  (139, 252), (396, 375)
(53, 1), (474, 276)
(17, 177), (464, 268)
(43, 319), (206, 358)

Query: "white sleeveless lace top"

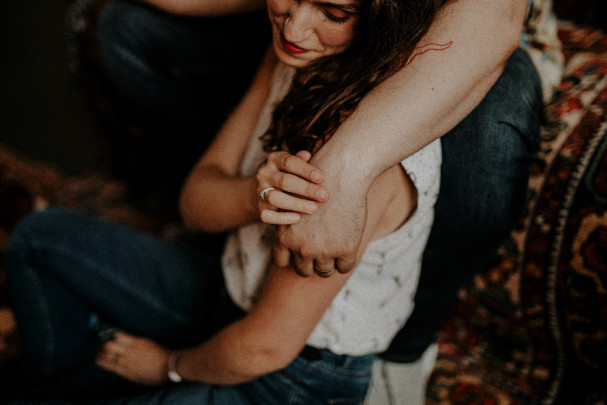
(221, 62), (441, 355)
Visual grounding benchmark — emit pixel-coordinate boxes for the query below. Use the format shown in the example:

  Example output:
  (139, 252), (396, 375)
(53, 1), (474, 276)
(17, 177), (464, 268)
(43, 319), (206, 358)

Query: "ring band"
(314, 267), (335, 277)
(315, 267), (334, 273)
(314, 263), (335, 275)
(259, 187), (276, 203)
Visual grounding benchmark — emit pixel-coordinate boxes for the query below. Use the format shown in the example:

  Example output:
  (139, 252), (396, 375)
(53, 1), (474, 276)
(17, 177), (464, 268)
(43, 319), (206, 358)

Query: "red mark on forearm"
(405, 41), (453, 67)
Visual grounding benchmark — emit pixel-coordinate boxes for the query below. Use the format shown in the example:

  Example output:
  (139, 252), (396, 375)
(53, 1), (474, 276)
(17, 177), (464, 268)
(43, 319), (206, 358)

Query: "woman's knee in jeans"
(6, 209), (47, 254)
(6, 209), (78, 261)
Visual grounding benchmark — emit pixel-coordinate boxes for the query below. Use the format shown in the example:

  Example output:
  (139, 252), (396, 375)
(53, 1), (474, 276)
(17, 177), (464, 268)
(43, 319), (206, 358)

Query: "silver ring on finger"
(315, 268), (335, 277)
(259, 187), (277, 203)
(314, 264), (335, 277)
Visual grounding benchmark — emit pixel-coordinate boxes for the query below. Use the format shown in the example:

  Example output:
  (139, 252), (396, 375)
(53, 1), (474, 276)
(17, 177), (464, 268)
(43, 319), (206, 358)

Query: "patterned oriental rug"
(0, 21), (606, 404)
(426, 22), (607, 405)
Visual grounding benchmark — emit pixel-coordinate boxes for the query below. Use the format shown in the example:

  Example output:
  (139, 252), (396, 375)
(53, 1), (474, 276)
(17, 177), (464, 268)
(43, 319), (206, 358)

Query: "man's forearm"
(272, 0), (530, 274)
(311, 0), (528, 192)
(136, 0), (265, 16)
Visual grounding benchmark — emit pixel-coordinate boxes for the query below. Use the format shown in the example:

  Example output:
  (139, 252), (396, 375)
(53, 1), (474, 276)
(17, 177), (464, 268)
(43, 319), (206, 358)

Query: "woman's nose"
(283, 3), (314, 42)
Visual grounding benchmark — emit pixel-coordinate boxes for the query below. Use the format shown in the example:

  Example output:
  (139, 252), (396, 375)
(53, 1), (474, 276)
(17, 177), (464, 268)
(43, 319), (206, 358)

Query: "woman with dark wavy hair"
(264, 0), (447, 153)
(5, 0), (446, 403)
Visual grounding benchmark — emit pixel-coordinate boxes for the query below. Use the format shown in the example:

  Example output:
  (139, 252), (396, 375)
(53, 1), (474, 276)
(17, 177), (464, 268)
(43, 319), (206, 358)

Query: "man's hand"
(273, 181), (368, 277)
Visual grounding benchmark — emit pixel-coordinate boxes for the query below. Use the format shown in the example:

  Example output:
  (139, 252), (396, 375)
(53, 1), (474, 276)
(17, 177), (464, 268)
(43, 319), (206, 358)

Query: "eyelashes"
(322, 7), (351, 23)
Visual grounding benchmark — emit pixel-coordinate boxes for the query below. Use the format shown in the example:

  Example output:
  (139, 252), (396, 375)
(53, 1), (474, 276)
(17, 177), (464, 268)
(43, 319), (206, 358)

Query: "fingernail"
(311, 171), (322, 182)
(317, 189), (328, 200)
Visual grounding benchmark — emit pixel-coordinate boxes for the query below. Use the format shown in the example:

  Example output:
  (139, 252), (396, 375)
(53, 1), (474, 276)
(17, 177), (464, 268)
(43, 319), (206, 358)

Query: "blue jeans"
(95, 0), (543, 363)
(5, 208), (374, 404)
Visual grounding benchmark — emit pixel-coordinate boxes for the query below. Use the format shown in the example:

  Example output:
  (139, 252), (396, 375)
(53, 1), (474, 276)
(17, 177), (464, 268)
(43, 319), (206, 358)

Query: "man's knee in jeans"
(483, 47), (543, 148)
(97, 1), (158, 61)
(440, 47), (543, 216)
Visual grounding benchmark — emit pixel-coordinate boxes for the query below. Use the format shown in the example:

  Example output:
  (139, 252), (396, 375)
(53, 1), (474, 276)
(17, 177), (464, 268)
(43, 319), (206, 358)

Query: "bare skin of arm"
(175, 170), (412, 384)
(178, 49), (276, 232)
(273, 0), (531, 276)
(98, 164), (412, 385)
(134, 0), (265, 16)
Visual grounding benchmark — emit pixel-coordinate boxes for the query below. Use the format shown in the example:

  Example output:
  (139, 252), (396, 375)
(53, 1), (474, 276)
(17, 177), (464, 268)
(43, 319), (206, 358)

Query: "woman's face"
(267, 0), (360, 68)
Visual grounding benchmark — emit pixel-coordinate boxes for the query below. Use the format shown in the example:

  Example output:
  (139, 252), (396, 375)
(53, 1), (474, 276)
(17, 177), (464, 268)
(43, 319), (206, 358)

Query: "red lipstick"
(281, 34), (308, 55)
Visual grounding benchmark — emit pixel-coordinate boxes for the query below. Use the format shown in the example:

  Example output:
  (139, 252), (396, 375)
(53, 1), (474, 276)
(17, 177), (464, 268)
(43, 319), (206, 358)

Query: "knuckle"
(283, 154), (298, 169)
(277, 173), (290, 189)
(295, 266), (313, 277)
(260, 210), (270, 222)
(299, 246), (315, 258)
(306, 183), (318, 197)
(255, 169), (264, 182)
(264, 191), (273, 205)
(284, 154), (301, 171)
(256, 168), (270, 184)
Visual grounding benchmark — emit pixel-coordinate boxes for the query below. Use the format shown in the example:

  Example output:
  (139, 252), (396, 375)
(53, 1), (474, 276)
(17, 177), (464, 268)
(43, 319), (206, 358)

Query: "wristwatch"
(167, 351), (184, 383)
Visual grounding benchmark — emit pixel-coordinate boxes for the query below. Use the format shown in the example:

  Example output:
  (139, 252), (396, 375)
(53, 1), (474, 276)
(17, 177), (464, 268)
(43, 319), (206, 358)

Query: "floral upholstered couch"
(0, 0), (606, 403)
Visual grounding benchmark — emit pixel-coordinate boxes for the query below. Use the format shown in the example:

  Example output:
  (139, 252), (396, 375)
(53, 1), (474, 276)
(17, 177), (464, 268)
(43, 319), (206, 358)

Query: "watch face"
(168, 351), (184, 383)
(168, 370), (183, 383)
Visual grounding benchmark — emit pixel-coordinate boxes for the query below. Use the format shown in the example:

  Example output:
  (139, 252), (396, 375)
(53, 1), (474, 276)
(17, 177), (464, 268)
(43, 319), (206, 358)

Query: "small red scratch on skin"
(404, 41), (454, 67)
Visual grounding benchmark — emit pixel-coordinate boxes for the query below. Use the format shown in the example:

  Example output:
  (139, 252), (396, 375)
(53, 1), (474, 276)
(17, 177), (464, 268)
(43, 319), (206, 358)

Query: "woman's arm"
(134, 0), (265, 16)
(274, 0), (531, 275)
(96, 263), (354, 385)
(178, 167), (411, 383)
(180, 51), (329, 233)
(98, 165), (412, 385)
(178, 49), (276, 232)
(176, 264), (353, 383)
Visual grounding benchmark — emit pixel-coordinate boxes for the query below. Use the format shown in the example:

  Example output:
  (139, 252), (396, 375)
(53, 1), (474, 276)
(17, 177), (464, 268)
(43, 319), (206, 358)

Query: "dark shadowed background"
(0, 0), (98, 175)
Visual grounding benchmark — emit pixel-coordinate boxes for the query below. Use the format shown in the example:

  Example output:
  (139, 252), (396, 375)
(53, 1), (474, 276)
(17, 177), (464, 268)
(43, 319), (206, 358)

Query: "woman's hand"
(256, 151), (329, 225)
(96, 332), (171, 386)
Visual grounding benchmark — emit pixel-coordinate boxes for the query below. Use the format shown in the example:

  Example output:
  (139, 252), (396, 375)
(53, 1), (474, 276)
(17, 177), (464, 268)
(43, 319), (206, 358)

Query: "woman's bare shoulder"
(364, 164), (417, 243)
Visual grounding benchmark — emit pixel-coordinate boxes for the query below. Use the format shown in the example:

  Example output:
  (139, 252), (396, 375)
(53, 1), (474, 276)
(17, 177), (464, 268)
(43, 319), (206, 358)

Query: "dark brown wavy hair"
(262, 0), (449, 154)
